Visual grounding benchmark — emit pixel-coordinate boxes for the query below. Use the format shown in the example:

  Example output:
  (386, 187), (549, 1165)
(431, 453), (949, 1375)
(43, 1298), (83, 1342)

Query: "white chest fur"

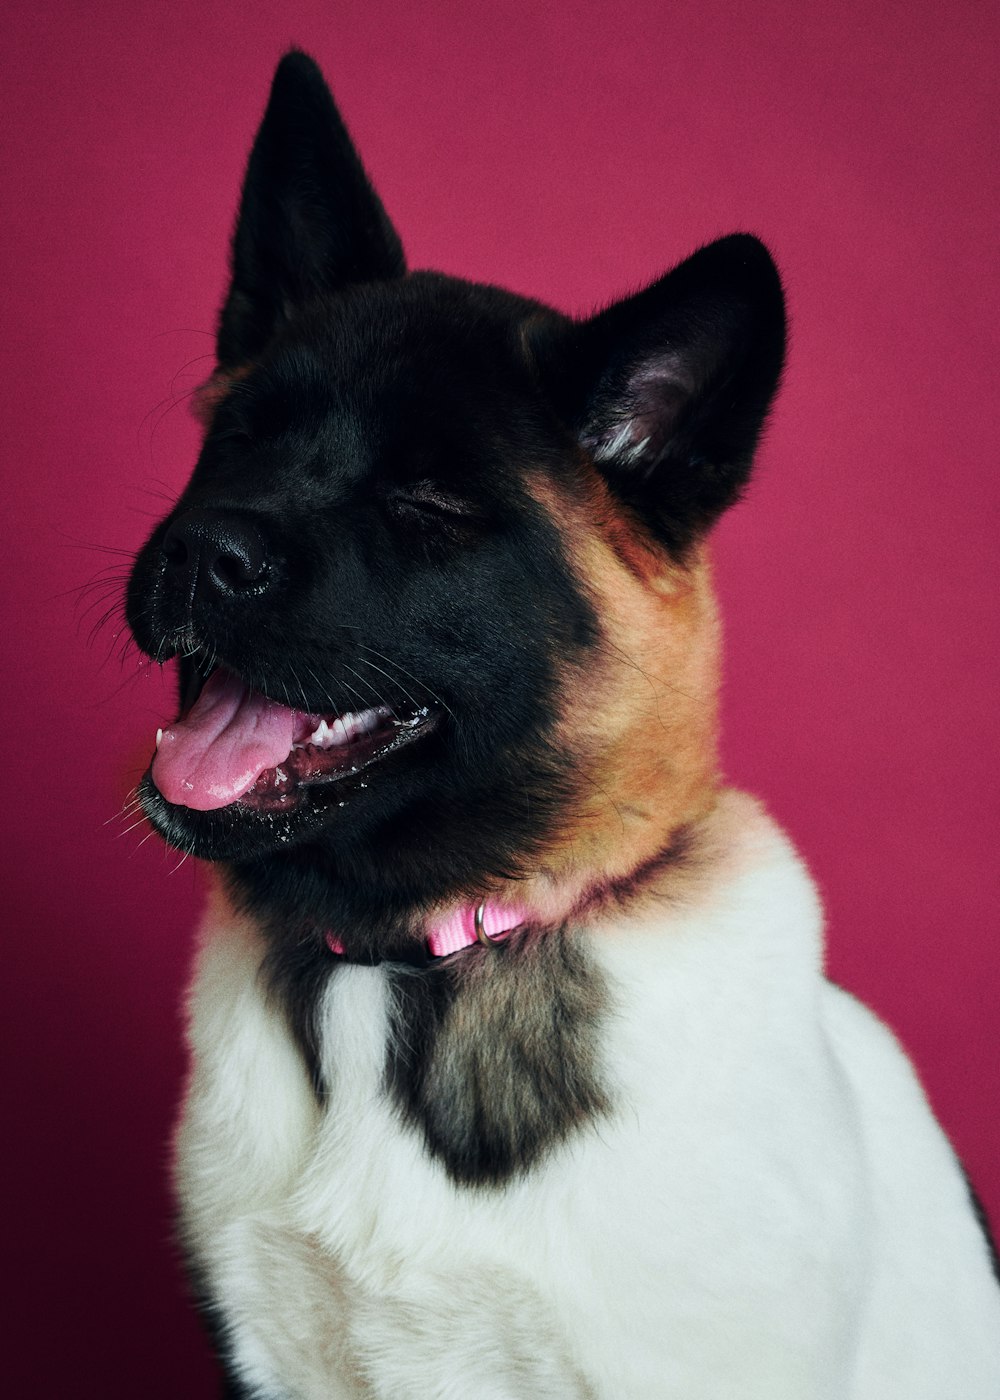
(175, 795), (1000, 1399)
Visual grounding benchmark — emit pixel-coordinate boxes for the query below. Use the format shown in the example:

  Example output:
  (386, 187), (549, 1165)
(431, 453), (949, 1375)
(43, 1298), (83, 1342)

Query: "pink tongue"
(151, 669), (298, 811)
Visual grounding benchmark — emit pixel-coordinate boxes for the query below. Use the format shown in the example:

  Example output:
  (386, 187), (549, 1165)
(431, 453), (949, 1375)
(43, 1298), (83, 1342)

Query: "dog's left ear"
(541, 234), (786, 555)
(217, 50), (405, 367)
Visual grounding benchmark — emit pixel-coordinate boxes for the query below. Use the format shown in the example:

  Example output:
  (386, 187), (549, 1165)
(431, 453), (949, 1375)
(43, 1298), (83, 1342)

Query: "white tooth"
(301, 709), (388, 750)
(155, 727), (163, 749)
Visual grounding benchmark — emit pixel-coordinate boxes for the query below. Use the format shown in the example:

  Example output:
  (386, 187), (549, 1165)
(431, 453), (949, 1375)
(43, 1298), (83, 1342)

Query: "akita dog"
(125, 50), (1000, 1400)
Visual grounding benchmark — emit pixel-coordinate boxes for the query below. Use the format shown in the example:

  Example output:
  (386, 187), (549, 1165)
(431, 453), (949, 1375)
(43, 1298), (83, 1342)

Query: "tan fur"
(509, 466), (723, 921)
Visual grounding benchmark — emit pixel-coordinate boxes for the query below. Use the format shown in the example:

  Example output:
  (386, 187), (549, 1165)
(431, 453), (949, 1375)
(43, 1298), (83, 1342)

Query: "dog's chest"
(175, 837), (881, 1400)
(180, 953), (619, 1398)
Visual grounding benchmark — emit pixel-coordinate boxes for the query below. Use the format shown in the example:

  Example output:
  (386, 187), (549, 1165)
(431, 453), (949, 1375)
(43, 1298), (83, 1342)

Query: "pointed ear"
(552, 235), (785, 554)
(217, 50), (405, 367)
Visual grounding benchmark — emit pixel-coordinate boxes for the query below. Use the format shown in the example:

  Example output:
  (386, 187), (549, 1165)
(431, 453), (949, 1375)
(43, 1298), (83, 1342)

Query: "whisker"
(143, 381), (206, 456)
(301, 661), (398, 726)
(168, 351), (216, 401)
(117, 813), (152, 840)
(105, 788), (142, 826)
(285, 663), (312, 714)
(151, 327), (216, 340)
(68, 575), (129, 609)
(343, 663), (393, 715)
(167, 845), (194, 876)
(341, 678), (378, 714)
(130, 827), (159, 855)
(302, 663), (342, 720)
(356, 646), (455, 719)
(87, 602), (126, 647)
(83, 655), (161, 708)
(55, 535), (136, 558)
(351, 655), (415, 711)
(135, 477), (183, 504)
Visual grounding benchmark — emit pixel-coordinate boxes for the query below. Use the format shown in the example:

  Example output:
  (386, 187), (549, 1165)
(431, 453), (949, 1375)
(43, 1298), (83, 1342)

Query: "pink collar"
(325, 899), (530, 963)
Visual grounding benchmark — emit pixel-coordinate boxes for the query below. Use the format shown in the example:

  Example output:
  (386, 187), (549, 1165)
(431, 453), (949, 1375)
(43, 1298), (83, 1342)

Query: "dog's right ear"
(216, 50), (405, 367)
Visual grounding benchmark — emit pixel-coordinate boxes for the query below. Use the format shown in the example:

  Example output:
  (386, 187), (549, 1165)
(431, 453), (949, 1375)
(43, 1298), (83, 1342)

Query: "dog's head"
(126, 52), (785, 940)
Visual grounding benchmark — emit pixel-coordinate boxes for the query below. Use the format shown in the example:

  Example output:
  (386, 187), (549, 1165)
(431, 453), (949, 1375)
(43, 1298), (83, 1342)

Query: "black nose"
(160, 509), (269, 598)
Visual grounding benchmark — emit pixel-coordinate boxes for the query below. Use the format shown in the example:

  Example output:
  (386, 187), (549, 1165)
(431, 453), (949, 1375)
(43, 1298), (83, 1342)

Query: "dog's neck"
(325, 897), (531, 963)
(314, 778), (734, 969)
(460, 524), (724, 933)
(405, 768), (723, 962)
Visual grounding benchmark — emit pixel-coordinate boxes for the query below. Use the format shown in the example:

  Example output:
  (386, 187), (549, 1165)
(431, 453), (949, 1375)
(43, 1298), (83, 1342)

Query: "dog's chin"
(137, 708), (442, 862)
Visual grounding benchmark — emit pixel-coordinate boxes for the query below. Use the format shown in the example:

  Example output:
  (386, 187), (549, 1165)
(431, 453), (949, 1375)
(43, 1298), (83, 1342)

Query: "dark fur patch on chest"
(385, 929), (610, 1187)
(260, 931), (335, 1096)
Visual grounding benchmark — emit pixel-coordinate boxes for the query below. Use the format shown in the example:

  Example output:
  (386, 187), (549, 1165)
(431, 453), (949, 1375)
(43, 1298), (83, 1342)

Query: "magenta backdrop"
(4, 1), (997, 1391)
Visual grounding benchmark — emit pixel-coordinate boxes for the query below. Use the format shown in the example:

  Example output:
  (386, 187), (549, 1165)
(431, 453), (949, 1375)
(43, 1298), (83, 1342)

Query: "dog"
(125, 49), (1000, 1399)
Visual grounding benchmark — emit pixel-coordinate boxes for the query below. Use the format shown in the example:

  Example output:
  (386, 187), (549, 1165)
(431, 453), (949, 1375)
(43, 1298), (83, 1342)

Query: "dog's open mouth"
(150, 666), (437, 814)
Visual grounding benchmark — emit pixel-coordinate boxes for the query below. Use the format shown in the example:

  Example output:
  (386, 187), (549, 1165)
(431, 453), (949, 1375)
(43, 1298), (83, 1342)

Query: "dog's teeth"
(295, 707), (390, 751)
(306, 716), (361, 748)
(310, 719), (335, 746)
(155, 727), (163, 749)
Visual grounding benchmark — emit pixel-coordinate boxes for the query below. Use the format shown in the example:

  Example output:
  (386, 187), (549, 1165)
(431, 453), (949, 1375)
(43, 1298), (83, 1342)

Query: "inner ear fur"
(217, 49), (405, 368)
(546, 234), (786, 556)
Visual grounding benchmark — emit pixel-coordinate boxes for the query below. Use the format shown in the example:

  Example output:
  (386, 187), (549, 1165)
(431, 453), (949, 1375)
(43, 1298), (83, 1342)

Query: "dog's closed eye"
(383, 479), (487, 530)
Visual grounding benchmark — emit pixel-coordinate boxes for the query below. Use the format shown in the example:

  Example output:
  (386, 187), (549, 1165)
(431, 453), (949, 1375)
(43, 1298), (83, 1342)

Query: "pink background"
(4, 1), (997, 1391)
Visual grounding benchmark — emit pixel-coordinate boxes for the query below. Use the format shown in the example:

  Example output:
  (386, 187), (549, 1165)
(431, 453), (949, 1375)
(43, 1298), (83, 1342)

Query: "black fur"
(386, 927), (610, 1186)
(184, 1254), (259, 1398)
(962, 1166), (1000, 1283)
(218, 50), (405, 366)
(532, 232), (786, 555)
(125, 51), (784, 951)
(128, 272), (599, 904)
